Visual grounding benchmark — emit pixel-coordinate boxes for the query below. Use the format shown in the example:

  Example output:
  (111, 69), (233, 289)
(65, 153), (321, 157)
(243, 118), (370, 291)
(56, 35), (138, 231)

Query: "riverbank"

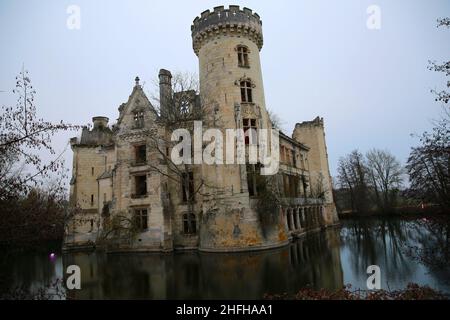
(338, 206), (449, 219)
(264, 283), (449, 300)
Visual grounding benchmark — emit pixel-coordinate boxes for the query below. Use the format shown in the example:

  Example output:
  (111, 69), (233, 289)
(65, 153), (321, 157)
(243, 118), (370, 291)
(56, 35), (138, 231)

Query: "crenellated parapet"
(191, 5), (263, 55)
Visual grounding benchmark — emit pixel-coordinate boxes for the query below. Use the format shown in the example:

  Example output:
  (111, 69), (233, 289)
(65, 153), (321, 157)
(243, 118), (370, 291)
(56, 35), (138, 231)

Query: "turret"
(191, 5), (263, 55)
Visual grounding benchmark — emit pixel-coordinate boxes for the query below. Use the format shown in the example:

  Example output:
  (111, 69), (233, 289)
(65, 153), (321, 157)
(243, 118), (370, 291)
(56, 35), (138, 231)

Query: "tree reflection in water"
(340, 217), (450, 292)
(2, 218), (450, 299)
(62, 228), (344, 299)
(405, 216), (450, 284)
(341, 218), (414, 286)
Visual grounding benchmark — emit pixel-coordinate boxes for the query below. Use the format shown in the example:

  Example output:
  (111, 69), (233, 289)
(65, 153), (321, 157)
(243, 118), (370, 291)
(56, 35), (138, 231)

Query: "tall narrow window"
(247, 164), (256, 197)
(133, 111), (144, 128)
(134, 175), (147, 197)
(240, 81), (253, 103)
(91, 167), (94, 176)
(134, 208), (148, 230)
(243, 118), (257, 145)
(246, 164), (262, 197)
(183, 213), (197, 235)
(135, 144), (147, 164)
(237, 46), (249, 67)
(181, 172), (195, 202)
(90, 194), (94, 206)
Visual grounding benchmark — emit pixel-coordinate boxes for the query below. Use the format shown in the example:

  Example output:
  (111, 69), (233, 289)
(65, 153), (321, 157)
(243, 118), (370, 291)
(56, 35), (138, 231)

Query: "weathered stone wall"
(194, 6), (287, 252)
(64, 6), (339, 253)
(292, 117), (338, 224)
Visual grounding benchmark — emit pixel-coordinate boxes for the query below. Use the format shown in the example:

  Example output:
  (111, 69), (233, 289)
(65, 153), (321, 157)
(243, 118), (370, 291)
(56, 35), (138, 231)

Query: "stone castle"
(64, 5), (338, 253)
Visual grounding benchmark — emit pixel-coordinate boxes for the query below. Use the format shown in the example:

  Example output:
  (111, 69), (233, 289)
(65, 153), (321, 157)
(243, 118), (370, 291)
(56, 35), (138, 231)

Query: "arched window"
(237, 46), (249, 67)
(240, 80), (253, 103)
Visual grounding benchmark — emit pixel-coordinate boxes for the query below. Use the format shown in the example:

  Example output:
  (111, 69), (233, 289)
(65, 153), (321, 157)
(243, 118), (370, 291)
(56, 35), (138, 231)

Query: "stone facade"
(64, 5), (338, 253)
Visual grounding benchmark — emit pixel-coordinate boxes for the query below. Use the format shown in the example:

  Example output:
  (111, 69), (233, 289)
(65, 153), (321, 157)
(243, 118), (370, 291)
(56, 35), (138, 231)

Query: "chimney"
(92, 116), (109, 129)
(159, 69), (172, 118)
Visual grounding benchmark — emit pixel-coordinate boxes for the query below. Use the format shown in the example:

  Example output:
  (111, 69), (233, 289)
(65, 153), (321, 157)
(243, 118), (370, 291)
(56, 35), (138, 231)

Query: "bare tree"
(148, 71), (223, 231)
(0, 68), (79, 200)
(267, 108), (285, 131)
(337, 150), (370, 214)
(428, 18), (450, 106)
(406, 18), (450, 211)
(366, 149), (404, 213)
(310, 172), (328, 201)
(406, 119), (450, 209)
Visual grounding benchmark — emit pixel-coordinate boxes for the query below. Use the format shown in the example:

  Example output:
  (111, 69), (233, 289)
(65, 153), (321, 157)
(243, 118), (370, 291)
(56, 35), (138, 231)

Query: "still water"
(1, 217), (450, 299)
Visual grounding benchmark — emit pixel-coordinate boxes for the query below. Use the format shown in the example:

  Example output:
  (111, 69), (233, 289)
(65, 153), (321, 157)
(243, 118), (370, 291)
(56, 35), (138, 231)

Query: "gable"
(116, 84), (158, 131)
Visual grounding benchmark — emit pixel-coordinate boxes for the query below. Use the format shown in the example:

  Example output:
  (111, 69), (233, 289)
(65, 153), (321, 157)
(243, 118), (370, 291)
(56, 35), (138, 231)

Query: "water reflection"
(340, 218), (450, 292)
(64, 228), (343, 299)
(0, 243), (62, 297)
(2, 218), (450, 299)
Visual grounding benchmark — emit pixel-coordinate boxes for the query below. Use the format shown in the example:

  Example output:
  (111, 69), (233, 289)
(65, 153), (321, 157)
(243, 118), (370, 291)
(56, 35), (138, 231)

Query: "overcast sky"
(0, 0), (449, 182)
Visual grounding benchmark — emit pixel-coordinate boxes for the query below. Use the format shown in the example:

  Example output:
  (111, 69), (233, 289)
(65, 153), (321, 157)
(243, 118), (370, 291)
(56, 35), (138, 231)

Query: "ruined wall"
(292, 117), (338, 224)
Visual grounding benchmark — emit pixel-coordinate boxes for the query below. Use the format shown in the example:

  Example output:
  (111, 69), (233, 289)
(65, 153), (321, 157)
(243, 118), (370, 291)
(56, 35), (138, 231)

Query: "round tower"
(191, 5), (270, 129)
(191, 6), (286, 252)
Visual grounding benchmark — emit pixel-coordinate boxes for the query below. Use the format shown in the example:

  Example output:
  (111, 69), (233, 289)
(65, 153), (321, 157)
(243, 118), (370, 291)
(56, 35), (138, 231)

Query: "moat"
(2, 217), (450, 299)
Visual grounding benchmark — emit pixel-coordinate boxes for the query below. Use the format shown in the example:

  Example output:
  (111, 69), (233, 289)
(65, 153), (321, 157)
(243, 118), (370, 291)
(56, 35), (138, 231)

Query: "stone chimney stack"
(159, 69), (172, 118)
(92, 116), (109, 129)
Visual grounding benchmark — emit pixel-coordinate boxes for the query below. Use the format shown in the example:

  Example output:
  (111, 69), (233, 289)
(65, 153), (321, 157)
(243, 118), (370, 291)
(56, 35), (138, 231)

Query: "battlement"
(191, 5), (263, 55)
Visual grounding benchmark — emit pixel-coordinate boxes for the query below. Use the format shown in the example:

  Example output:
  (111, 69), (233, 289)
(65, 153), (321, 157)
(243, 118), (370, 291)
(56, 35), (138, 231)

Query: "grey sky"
(0, 0), (449, 181)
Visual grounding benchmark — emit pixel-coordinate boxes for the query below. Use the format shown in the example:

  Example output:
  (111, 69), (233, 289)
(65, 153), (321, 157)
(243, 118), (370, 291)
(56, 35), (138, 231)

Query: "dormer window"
(133, 110), (144, 128)
(240, 80), (253, 103)
(237, 46), (249, 68)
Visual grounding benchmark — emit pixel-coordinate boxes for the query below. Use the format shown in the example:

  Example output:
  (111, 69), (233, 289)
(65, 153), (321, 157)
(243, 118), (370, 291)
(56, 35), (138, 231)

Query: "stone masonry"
(64, 6), (338, 253)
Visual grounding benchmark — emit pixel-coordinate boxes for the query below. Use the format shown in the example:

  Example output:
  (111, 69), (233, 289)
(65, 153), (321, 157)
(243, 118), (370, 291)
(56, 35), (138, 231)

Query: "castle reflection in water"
(63, 226), (343, 299)
(3, 218), (450, 299)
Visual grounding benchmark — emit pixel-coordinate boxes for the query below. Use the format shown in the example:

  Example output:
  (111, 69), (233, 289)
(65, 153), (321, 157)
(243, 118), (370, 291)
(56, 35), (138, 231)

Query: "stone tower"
(191, 5), (272, 192)
(191, 6), (286, 251)
(293, 117), (338, 224)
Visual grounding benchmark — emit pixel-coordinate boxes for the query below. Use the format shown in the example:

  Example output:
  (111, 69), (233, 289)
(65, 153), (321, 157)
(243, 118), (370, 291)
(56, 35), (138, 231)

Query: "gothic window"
(90, 194), (94, 206)
(240, 80), (253, 103)
(134, 175), (147, 197)
(243, 118), (257, 145)
(135, 144), (147, 164)
(133, 110), (144, 128)
(134, 208), (148, 230)
(181, 172), (195, 202)
(183, 213), (197, 235)
(237, 46), (249, 68)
